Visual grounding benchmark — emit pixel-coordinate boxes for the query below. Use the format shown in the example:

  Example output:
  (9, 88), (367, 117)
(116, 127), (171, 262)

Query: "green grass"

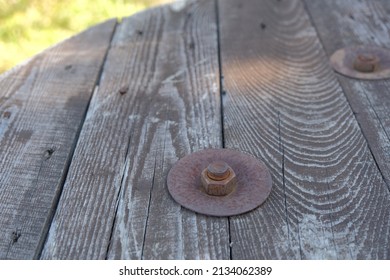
(0, 0), (170, 73)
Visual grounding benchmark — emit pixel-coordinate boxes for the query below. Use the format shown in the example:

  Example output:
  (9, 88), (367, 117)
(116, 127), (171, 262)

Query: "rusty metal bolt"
(201, 161), (237, 196)
(353, 53), (379, 73)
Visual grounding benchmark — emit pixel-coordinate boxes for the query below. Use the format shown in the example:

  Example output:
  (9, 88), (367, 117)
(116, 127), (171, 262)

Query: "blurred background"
(0, 0), (173, 74)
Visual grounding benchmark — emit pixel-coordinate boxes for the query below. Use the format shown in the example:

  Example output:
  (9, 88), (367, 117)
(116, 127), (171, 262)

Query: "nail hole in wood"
(119, 85), (129, 95)
(3, 111), (11, 119)
(260, 22), (267, 30)
(44, 148), (55, 160)
(137, 30), (143, 36)
(189, 42), (195, 49)
(65, 65), (72, 70)
(12, 231), (21, 244)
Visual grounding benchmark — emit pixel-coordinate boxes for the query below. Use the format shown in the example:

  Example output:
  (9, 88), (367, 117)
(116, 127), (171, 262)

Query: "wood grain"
(0, 20), (116, 259)
(219, 0), (390, 259)
(41, 0), (230, 259)
(304, 0), (390, 188)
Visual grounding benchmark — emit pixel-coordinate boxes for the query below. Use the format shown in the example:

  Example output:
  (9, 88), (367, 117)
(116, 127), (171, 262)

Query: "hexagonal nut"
(201, 167), (237, 196)
(353, 54), (379, 73)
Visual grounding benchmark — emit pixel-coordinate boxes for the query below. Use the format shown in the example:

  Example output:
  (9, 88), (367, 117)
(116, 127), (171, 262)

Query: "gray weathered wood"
(219, 0), (390, 259)
(41, 0), (230, 260)
(0, 19), (117, 259)
(304, 0), (390, 188)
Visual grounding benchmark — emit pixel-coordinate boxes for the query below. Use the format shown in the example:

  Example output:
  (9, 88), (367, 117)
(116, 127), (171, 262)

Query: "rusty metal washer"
(330, 45), (390, 80)
(167, 149), (272, 217)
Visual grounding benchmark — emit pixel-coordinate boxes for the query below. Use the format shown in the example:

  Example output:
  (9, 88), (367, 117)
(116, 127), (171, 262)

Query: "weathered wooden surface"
(304, 0), (390, 187)
(0, 20), (116, 259)
(219, 0), (390, 259)
(41, 0), (229, 260)
(1, 0), (389, 260)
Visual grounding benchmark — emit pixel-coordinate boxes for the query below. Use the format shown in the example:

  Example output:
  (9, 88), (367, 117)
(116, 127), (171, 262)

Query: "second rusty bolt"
(353, 53), (379, 73)
(330, 45), (390, 80)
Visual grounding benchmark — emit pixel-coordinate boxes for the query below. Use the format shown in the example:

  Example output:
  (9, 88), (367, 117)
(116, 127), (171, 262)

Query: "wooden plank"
(41, 0), (230, 259)
(0, 19), (117, 259)
(304, 0), (390, 187)
(218, 0), (390, 259)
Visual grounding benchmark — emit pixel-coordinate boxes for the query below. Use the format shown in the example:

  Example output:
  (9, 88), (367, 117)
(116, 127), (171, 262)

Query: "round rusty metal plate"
(167, 149), (272, 217)
(330, 45), (390, 80)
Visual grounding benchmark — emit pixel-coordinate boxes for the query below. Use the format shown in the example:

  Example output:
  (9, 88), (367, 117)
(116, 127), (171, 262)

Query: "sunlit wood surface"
(0, 0), (389, 259)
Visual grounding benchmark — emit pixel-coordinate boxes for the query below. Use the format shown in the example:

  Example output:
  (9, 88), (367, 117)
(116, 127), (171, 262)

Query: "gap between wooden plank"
(214, 0), (233, 260)
(215, 0), (226, 149)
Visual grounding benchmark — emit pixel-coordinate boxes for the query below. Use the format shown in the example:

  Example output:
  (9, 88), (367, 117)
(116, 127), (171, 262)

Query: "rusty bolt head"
(167, 149), (273, 217)
(201, 161), (237, 196)
(207, 161), (230, 180)
(330, 46), (390, 80)
(353, 53), (379, 73)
